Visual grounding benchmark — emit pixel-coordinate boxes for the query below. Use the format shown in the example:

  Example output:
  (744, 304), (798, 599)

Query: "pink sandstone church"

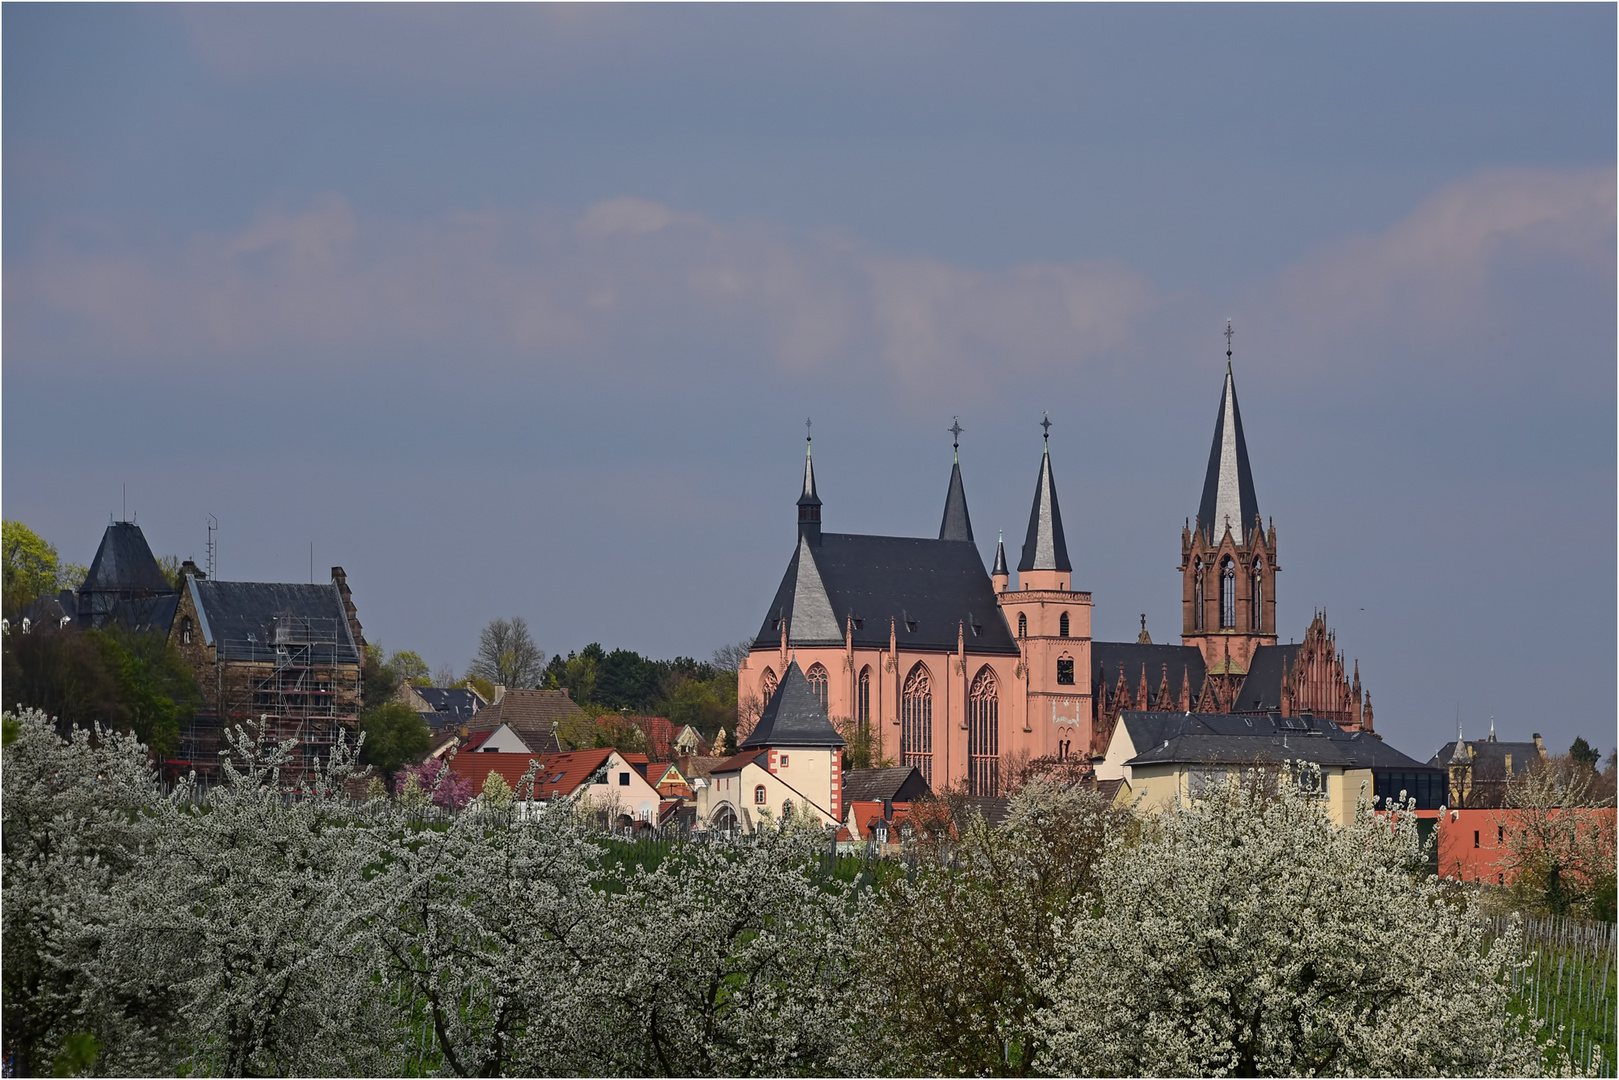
(736, 346), (1375, 798)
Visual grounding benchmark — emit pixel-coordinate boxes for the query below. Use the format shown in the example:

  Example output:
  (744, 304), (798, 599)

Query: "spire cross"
(1225, 319), (1234, 360)
(949, 417), (963, 449)
(805, 417), (812, 443)
(1039, 413), (1052, 442)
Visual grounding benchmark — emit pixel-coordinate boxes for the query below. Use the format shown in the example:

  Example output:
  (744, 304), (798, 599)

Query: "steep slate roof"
(842, 766), (931, 805)
(1230, 644), (1301, 712)
(992, 533), (1008, 577)
(1197, 364), (1261, 544)
(939, 460), (974, 542)
(741, 661), (846, 749)
(1427, 738), (1545, 778)
(187, 578), (361, 664)
(82, 522), (173, 596)
(467, 689), (576, 754)
(1117, 711), (1436, 771)
(416, 687), (485, 724)
(754, 533), (1017, 655)
(710, 750), (769, 774)
(1093, 642), (1207, 703)
(1018, 443), (1072, 573)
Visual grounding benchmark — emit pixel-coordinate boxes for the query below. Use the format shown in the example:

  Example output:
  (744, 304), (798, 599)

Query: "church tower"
(1179, 330), (1278, 705)
(998, 415), (1093, 758)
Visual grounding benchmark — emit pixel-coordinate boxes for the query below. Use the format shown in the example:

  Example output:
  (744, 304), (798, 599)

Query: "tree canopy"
(466, 617), (545, 689)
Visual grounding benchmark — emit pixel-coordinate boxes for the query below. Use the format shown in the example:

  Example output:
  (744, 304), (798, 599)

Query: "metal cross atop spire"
(1040, 412), (1052, 442)
(949, 417), (963, 451)
(1225, 319), (1234, 362)
(805, 416), (812, 442)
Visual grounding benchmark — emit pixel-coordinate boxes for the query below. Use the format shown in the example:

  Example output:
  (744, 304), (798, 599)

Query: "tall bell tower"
(1179, 327), (1278, 707)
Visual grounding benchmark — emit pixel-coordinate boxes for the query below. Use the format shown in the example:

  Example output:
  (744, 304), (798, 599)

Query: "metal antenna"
(206, 515), (218, 579)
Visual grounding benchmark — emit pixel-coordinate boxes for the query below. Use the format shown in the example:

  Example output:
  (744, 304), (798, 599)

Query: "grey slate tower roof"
(741, 660), (847, 749)
(1197, 363), (1261, 544)
(939, 460), (974, 542)
(82, 522), (173, 596)
(797, 438), (821, 510)
(1018, 428), (1072, 573)
(992, 531), (1008, 577)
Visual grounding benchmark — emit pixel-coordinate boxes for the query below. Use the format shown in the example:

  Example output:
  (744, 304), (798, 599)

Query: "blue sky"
(4, 4), (1613, 761)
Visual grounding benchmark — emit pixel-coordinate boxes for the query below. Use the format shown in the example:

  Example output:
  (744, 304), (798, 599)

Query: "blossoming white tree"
(1033, 774), (1546, 1077)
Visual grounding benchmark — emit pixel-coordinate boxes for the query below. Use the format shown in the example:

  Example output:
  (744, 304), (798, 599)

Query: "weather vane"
(949, 417), (963, 450)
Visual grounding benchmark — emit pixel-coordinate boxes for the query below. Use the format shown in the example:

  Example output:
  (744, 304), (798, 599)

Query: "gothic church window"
(968, 667), (999, 796)
(806, 663), (829, 708)
(1059, 612), (1070, 637)
(1220, 557), (1236, 629)
(901, 663), (933, 785)
(1194, 559), (1205, 631)
(857, 666), (871, 730)
(1251, 558), (1264, 631)
(761, 668), (778, 701)
(1057, 655), (1075, 685)
(1018, 612), (1027, 637)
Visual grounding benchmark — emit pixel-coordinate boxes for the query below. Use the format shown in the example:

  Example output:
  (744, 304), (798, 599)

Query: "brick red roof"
(446, 747), (622, 801)
(446, 752), (549, 797)
(710, 750), (767, 774)
(465, 689), (579, 752)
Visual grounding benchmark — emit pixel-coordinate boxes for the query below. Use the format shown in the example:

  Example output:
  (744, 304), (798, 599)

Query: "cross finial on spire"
(1225, 319), (1234, 363)
(1040, 412), (1052, 442)
(949, 417), (963, 451)
(805, 416), (812, 443)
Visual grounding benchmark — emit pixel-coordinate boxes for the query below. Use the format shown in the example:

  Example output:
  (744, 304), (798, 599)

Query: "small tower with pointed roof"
(991, 531), (1009, 594)
(996, 414), (1094, 756)
(939, 418), (974, 543)
(798, 419), (821, 546)
(1180, 325), (1278, 681)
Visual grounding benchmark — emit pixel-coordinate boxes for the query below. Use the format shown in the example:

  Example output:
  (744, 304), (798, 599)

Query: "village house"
(696, 661), (846, 833)
(1094, 709), (1444, 826)
(449, 747), (663, 827)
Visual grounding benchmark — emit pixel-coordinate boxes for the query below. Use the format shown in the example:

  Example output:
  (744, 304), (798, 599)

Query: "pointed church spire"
(1018, 413), (1072, 573)
(992, 531), (1008, 576)
(939, 418), (974, 542)
(797, 419), (822, 544)
(1197, 324), (1260, 545)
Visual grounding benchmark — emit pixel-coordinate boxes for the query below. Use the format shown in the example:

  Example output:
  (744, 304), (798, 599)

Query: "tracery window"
(1057, 655), (1075, 685)
(901, 663), (933, 785)
(1018, 612), (1027, 637)
(805, 662), (829, 709)
(1220, 556), (1236, 629)
(760, 667), (778, 701)
(968, 667), (999, 796)
(1251, 558), (1264, 631)
(1059, 611), (1070, 638)
(857, 666), (871, 731)
(1193, 558), (1205, 631)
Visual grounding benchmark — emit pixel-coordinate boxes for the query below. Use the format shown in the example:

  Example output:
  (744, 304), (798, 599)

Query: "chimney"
(330, 566), (366, 653)
(1532, 733), (1545, 759)
(181, 558), (205, 580)
(494, 684), (506, 704)
(560, 687), (571, 699)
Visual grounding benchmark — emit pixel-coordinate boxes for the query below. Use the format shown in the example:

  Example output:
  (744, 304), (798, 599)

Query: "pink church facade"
(739, 429), (1094, 795)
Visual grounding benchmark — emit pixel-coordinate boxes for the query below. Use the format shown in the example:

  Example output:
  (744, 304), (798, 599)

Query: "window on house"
(1017, 613), (1027, 637)
(780, 754), (790, 768)
(1057, 657), (1075, 685)
(182, 617), (193, 645)
(1059, 612), (1070, 638)
(754, 785), (767, 804)
(1473, 830), (1480, 849)
(619, 772), (630, 786)
(1497, 826), (1504, 844)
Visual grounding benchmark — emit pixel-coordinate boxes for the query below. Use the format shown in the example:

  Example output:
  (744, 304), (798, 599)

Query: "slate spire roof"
(992, 530), (1008, 577)
(741, 660), (846, 749)
(82, 522), (173, 597)
(939, 461), (974, 542)
(797, 434), (821, 510)
(1018, 419), (1072, 573)
(1197, 359), (1260, 544)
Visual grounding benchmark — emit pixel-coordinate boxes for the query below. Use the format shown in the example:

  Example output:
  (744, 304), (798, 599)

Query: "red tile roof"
(445, 747), (626, 801)
(445, 753), (549, 797)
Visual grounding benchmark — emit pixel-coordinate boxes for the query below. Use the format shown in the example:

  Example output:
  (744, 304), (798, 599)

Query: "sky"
(4, 4), (1613, 763)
